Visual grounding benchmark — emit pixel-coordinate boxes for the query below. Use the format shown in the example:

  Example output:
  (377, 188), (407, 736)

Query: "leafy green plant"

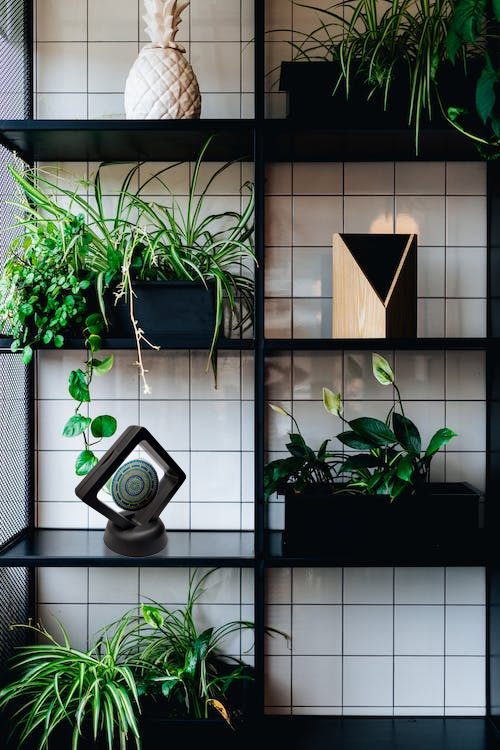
(0, 616), (141, 750)
(118, 568), (286, 727)
(266, 353), (457, 502)
(263, 405), (341, 501)
(62, 313), (117, 476)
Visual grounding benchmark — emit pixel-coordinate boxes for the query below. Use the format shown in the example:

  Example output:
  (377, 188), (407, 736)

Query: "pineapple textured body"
(124, 0), (201, 120)
(124, 46), (201, 119)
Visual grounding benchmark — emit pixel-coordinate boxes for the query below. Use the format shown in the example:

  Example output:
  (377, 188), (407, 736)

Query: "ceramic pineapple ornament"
(124, 0), (201, 119)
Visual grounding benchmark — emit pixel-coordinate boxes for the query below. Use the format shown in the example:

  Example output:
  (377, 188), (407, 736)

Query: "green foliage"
(266, 353), (457, 502)
(0, 213), (92, 364)
(63, 314), (117, 476)
(0, 617), (141, 750)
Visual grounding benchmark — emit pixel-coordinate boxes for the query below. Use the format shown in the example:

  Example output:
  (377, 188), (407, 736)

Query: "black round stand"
(103, 517), (168, 557)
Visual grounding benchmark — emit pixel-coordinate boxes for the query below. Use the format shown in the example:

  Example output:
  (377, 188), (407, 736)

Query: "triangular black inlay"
(340, 234), (412, 302)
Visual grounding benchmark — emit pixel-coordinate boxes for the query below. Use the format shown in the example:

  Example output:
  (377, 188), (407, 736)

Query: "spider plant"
(0, 616), (141, 750)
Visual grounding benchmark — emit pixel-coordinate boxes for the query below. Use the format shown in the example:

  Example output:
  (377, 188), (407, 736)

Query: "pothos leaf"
(75, 450), (98, 476)
(62, 414), (92, 438)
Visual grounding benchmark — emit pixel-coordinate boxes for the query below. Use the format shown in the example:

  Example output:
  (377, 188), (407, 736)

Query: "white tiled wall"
(265, 161), (487, 340)
(32, 0), (488, 720)
(264, 567), (486, 716)
(34, 0), (254, 119)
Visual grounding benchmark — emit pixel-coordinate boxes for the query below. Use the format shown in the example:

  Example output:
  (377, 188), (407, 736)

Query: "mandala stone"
(111, 459), (158, 511)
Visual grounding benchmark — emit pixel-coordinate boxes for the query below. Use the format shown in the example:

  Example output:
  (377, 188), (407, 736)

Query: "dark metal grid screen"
(0, 0), (30, 119)
(0, 567), (32, 673)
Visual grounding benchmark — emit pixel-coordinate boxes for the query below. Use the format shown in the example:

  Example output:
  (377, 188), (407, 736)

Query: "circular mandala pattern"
(111, 459), (159, 511)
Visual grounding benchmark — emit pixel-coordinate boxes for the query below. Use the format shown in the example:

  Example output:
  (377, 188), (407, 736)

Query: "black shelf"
(263, 120), (481, 162)
(256, 717), (500, 750)
(265, 531), (489, 567)
(0, 336), (255, 351)
(0, 119), (254, 162)
(264, 337), (492, 351)
(0, 529), (255, 567)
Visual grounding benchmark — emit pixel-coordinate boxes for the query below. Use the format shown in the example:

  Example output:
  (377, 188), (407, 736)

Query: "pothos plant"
(266, 353), (457, 502)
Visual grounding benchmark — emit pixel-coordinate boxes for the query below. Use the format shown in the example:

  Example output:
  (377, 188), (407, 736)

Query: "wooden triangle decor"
(332, 233), (417, 338)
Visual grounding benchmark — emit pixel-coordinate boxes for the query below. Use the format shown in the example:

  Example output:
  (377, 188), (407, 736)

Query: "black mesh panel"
(0, 0), (30, 119)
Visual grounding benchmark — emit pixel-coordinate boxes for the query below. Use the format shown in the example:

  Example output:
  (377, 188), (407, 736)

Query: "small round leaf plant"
(266, 353), (457, 502)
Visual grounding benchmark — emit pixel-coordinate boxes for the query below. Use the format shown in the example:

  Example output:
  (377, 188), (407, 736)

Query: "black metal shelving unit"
(1, 1), (500, 748)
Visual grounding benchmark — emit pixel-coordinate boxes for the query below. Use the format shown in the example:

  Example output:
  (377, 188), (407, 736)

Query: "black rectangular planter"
(283, 482), (483, 558)
(107, 280), (216, 343)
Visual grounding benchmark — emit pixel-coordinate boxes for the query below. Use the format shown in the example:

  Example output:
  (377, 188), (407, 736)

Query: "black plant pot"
(283, 481), (483, 559)
(279, 60), (480, 129)
(107, 280), (217, 345)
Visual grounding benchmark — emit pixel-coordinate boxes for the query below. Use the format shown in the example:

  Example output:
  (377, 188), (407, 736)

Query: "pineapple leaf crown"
(143, 0), (188, 51)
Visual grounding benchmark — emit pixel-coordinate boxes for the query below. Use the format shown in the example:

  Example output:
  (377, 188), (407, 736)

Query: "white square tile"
(191, 0), (241, 40)
(345, 163), (394, 195)
(395, 606), (444, 655)
(140, 351), (190, 399)
(342, 350), (394, 400)
(89, 568), (139, 604)
(417, 246), (445, 297)
(446, 163), (486, 195)
(242, 42), (255, 93)
(445, 568), (485, 605)
(445, 706), (486, 716)
(265, 352), (292, 401)
(194, 567), (242, 604)
(265, 605), (291, 655)
(444, 452), (485, 492)
(446, 197), (487, 246)
(293, 196), (343, 246)
(292, 568), (342, 604)
(293, 163), (342, 195)
(200, 93), (241, 118)
(445, 246), (487, 297)
(38, 399), (83, 451)
(292, 299), (332, 338)
(265, 0), (292, 39)
(190, 502), (242, 529)
(37, 567), (87, 603)
(265, 163), (292, 195)
(343, 568), (393, 604)
(266, 568), (292, 603)
(139, 400), (190, 451)
(293, 656), (342, 707)
(445, 401), (486, 451)
(394, 656), (444, 706)
(445, 606), (485, 656)
(88, 399), (139, 445)
(242, 452), (255, 503)
(88, 42), (139, 93)
(396, 196), (446, 245)
(241, 401), (254, 451)
(37, 42), (87, 92)
(37, 501), (88, 528)
(344, 196), (394, 234)
(402, 400), (446, 448)
(445, 299), (487, 338)
(191, 452), (241, 501)
(445, 657), (486, 707)
(191, 400), (241, 451)
(266, 247), (292, 297)
(37, 0), (87, 41)
(265, 299), (292, 338)
(418, 298), (445, 337)
(343, 657), (393, 707)
(344, 606), (393, 655)
(37, 603), (88, 651)
(139, 568), (191, 604)
(292, 399), (341, 452)
(446, 351), (485, 400)
(36, 93), (88, 118)
(292, 352), (342, 401)
(265, 196), (292, 246)
(37, 451), (83, 501)
(395, 568), (445, 604)
(265, 655), (291, 706)
(292, 605), (342, 654)
(395, 162), (445, 195)
(88, 0), (138, 41)
(88, 93), (125, 118)
(242, 0), (254, 41)
(394, 352), (445, 400)
(293, 247), (333, 297)
(160, 499), (190, 528)
(190, 42), (240, 92)
(90, 351), (139, 399)
(37, 351), (92, 399)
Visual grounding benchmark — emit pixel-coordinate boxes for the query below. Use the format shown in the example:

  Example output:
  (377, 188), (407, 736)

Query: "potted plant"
(274, 0), (488, 154)
(0, 568), (288, 749)
(266, 353), (482, 557)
